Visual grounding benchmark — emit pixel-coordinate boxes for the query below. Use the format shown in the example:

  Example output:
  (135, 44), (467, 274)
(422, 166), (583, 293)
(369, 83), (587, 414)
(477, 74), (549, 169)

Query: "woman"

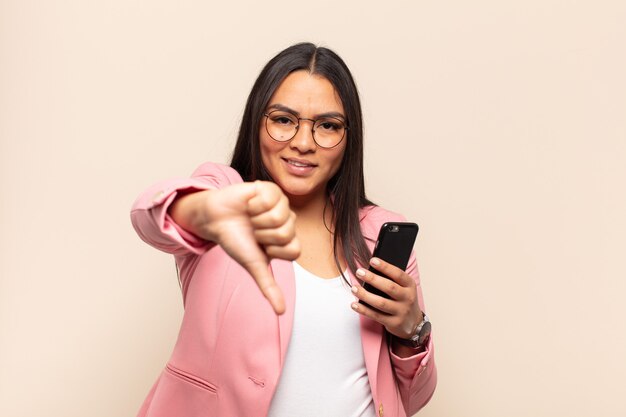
(131, 43), (436, 417)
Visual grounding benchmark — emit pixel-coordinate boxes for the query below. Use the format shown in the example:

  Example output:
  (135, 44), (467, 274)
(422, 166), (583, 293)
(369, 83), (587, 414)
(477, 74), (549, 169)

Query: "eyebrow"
(266, 103), (347, 121)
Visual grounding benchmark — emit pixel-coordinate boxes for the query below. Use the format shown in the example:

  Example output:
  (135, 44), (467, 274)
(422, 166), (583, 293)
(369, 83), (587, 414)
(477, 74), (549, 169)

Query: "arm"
(388, 253), (437, 415)
(130, 162), (300, 314)
(351, 209), (437, 414)
(130, 162), (242, 256)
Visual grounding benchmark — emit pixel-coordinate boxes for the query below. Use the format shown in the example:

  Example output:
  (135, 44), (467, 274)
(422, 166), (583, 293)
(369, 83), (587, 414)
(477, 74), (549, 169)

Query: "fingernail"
(370, 258), (380, 266)
(351, 303), (359, 311)
(351, 286), (358, 294)
(356, 268), (365, 277)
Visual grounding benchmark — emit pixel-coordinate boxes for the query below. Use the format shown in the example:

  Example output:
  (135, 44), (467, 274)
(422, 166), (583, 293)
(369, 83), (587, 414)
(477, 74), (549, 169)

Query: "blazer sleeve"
(130, 162), (243, 256)
(389, 252), (437, 415)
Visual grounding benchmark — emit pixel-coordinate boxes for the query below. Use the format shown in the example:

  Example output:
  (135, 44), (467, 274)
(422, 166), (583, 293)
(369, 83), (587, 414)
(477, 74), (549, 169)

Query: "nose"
(289, 119), (317, 153)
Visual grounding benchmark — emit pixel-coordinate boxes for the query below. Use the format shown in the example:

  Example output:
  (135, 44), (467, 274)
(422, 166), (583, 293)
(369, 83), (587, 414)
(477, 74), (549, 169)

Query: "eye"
(274, 116), (293, 125)
(317, 119), (343, 131)
(269, 112), (297, 126)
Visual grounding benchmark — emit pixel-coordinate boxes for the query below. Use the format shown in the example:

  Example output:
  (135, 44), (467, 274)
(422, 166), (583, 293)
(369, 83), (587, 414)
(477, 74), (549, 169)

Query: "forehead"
(269, 70), (344, 115)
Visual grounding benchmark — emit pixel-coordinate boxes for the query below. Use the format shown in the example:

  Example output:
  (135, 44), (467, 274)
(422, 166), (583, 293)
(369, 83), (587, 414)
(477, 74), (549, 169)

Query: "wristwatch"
(394, 313), (431, 350)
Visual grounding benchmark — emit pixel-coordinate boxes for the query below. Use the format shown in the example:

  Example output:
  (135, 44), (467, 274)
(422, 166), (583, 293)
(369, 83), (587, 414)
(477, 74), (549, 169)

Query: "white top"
(267, 262), (376, 417)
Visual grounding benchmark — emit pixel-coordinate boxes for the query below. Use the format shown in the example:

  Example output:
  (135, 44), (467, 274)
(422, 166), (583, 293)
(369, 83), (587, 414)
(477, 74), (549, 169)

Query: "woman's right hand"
(169, 181), (300, 314)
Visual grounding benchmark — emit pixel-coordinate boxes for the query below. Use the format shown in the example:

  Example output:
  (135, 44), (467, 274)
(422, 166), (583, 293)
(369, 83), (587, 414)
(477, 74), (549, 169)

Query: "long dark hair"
(230, 42), (374, 279)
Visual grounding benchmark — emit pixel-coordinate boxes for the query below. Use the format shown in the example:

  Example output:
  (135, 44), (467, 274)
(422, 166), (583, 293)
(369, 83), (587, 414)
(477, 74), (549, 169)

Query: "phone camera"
(389, 225), (399, 232)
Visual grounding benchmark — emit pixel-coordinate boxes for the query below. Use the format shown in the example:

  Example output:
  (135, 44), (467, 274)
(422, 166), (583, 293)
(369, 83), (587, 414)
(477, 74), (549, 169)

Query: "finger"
(243, 259), (286, 315)
(247, 181), (281, 216)
(254, 225), (295, 246)
(351, 297), (393, 327)
(351, 283), (400, 315)
(250, 202), (292, 229)
(264, 237), (301, 261)
(369, 257), (414, 288)
(356, 267), (405, 301)
(253, 212), (296, 245)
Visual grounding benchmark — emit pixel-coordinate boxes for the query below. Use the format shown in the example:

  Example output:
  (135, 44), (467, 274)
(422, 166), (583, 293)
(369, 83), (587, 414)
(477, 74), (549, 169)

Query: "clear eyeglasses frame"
(263, 109), (349, 149)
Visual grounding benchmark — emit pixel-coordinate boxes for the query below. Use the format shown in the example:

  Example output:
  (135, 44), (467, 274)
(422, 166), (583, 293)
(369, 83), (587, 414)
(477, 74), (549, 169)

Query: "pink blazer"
(131, 162), (436, 417)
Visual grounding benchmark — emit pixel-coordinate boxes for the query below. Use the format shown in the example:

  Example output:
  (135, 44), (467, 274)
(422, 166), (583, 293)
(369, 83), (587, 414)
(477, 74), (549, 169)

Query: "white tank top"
(266, 262), (376, 417)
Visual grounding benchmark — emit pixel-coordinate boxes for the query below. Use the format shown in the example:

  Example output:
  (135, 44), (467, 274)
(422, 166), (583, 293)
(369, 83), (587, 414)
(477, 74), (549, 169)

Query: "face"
(260, 70), (347, 206)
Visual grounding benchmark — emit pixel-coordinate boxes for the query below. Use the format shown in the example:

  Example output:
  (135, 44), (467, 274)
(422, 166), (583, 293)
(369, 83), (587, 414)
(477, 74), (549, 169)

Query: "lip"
(282, 157), (317, 167)
(281, 157), (317, 175)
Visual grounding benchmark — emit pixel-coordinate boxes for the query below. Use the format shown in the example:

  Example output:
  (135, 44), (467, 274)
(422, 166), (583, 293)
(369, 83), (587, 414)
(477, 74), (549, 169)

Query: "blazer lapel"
(270, 258), (296, 367)
(355, 209), (386, 398)
(347, 268), (384, 399)
(360, 315), (383, 399)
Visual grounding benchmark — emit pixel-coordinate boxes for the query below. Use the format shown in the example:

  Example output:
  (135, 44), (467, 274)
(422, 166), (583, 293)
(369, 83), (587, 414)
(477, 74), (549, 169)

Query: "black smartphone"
(359, 222), (418, 308)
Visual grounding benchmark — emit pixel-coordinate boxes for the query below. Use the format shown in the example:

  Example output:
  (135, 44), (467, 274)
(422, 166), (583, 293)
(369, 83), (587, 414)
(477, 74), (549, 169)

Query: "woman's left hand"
(350, 257), (423, 340)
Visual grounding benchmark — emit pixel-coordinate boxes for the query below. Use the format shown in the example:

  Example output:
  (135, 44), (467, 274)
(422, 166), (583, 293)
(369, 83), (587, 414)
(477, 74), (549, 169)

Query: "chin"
(280, 184), (314, 197)
(277, 178), (324, 200)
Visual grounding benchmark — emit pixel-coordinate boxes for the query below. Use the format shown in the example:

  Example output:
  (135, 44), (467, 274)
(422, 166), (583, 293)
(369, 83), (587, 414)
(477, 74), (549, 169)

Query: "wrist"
(170, 190), (218, 241)
(393, 312), (431, 351)
(392, 337), (426, 357)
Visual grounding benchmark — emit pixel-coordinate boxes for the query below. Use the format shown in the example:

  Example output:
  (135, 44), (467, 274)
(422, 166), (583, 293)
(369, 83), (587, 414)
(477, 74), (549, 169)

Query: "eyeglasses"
(263, 109), (348, 149)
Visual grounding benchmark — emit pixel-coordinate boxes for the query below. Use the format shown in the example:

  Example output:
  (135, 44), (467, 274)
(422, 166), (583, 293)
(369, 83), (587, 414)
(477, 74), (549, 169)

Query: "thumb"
(243, 259), (286, 315)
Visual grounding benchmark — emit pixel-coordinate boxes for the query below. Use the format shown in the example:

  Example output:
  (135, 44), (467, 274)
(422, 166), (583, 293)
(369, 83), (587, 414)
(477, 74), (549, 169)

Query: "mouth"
(282, 157), (317, 168)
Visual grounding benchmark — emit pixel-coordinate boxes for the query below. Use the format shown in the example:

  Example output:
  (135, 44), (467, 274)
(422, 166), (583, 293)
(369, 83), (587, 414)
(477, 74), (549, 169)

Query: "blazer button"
(378, 402), (384, 417)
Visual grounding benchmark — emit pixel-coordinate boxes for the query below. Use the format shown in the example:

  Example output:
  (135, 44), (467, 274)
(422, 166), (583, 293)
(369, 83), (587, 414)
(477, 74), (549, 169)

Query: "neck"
(289, 189), (345, 275)
(288, 189), (333, 229)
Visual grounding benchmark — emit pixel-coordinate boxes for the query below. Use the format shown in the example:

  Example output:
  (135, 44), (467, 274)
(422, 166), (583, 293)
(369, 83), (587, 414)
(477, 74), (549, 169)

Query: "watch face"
(417, 321), (432, 346)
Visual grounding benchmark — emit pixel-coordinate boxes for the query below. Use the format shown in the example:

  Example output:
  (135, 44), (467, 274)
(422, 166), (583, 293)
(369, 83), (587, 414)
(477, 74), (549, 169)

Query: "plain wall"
(1, 1), (625, 416)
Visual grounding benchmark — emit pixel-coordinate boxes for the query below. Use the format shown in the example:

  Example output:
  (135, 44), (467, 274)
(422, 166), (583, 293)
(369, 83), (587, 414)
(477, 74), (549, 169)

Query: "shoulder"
(359, 204), (407, 224)
(191, 162), (244, 185)
(358, 205), (408, 240)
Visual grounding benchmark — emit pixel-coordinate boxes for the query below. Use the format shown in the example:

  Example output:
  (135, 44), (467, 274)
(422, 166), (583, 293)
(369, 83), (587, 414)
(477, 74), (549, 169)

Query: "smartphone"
(359, 222), (418, 308)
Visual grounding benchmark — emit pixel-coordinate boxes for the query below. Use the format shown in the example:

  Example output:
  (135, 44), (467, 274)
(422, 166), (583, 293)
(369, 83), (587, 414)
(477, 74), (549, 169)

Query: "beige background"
(1, 1), (625, 416)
